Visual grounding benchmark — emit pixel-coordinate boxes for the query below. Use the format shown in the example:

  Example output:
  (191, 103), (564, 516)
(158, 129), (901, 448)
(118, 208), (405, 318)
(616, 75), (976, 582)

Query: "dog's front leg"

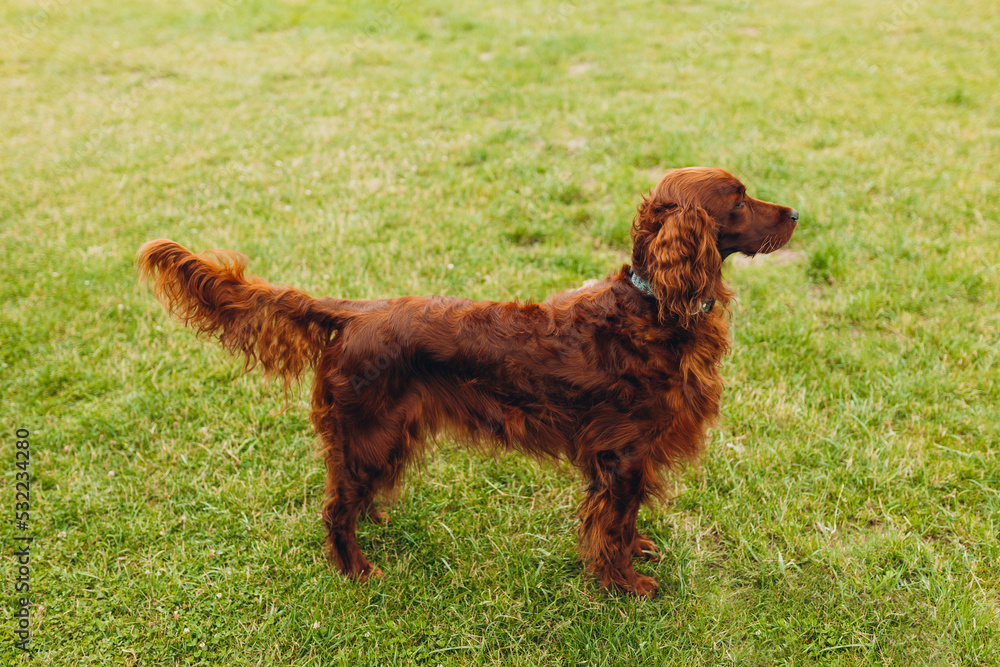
(578, 451), (658, 598)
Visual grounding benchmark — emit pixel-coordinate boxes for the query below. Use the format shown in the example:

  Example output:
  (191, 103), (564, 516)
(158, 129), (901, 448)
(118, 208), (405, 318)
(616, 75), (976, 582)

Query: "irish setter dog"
(137, 167), (797, 597)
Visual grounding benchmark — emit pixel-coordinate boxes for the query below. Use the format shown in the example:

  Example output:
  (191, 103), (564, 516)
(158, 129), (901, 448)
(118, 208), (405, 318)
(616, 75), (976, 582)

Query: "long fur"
(137, 167), (797, 597)
(137, 240), (339, 387)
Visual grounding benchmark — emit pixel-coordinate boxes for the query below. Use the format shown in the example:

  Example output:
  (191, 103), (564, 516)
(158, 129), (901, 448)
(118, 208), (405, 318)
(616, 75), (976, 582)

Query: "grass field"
(2, 0), (999, 664)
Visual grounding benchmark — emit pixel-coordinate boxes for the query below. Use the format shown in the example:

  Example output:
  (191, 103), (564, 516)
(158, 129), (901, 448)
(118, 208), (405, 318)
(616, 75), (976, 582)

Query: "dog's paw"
(632, 535), (661, 562)
(630, 574), (659, 599)
(366, 509), (391, 526)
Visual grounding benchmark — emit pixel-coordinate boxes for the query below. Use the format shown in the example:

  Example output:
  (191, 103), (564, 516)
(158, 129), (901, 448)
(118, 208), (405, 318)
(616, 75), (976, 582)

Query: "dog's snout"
(790, 208), (799, 222)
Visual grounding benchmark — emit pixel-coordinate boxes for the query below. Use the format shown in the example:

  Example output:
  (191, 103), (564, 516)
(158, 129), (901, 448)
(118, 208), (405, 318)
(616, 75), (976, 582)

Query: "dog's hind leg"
(322, 470), (380, 579)
(315, 400), (414, 582)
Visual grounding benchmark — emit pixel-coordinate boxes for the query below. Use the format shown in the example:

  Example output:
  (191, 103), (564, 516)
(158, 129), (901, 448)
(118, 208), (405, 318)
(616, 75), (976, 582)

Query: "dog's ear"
(632, 199), (722, 327)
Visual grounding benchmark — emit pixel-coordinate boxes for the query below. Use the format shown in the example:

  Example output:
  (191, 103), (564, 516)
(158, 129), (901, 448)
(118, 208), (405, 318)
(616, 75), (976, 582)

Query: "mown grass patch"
(2, 0), (998, 664)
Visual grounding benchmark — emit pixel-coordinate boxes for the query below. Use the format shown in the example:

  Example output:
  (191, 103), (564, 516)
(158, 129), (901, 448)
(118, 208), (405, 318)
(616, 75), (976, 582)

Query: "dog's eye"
(734, 201), (745, 210)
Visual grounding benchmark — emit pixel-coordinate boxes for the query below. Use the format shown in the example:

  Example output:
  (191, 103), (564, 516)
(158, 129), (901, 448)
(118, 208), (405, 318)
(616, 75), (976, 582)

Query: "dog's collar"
(629, 269), (655, 297)
(628, 269), (715, 315)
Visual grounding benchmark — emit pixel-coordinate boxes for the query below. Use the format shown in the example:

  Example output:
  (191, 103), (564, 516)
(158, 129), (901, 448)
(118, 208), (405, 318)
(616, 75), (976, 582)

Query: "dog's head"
(630, 167), (798, 325)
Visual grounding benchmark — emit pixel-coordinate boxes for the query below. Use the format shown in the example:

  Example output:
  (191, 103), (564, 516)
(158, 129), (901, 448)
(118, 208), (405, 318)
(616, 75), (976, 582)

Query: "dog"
(137, 167), (797, 597)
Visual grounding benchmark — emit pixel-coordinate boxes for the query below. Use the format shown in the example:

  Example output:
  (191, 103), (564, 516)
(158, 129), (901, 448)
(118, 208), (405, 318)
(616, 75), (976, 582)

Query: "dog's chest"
(646, 316), (729, 414)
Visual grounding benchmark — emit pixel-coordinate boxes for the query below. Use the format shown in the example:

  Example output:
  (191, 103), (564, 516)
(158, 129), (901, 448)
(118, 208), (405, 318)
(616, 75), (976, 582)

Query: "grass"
(1, 0), (999, 664)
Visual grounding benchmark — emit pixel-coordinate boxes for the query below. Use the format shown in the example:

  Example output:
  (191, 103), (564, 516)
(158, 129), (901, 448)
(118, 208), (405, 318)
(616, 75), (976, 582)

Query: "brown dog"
(137, 167), (797, 597)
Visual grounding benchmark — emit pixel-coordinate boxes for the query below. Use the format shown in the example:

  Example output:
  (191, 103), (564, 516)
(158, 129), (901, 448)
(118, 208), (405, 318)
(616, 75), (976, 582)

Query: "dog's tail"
(137, 239), (343, 387)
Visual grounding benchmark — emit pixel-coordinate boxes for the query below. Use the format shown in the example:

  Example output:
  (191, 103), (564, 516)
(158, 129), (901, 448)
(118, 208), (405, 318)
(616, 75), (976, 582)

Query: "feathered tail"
(136, 239), (342, 387)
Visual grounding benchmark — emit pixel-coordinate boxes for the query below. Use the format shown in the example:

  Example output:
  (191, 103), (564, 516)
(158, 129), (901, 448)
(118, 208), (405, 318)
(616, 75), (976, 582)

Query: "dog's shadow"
(343, 502), (672, 599)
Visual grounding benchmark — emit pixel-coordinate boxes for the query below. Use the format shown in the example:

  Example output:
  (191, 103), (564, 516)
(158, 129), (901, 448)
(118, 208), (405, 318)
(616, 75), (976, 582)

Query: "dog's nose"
(790, 209), (799, 222)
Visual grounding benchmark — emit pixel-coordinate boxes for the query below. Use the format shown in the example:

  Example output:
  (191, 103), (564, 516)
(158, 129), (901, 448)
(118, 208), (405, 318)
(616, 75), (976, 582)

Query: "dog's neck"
(628, 269), (715, 315)
(628, 268), (656, 297)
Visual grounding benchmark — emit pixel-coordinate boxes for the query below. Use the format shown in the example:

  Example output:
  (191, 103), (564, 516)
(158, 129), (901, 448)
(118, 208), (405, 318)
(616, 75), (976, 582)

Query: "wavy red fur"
(137, 167), (797, 597)
(137, 240), (339, 388)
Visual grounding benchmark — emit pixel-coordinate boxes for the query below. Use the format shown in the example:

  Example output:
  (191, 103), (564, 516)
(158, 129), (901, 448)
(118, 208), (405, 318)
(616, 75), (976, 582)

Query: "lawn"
(1, 0), (998, 664)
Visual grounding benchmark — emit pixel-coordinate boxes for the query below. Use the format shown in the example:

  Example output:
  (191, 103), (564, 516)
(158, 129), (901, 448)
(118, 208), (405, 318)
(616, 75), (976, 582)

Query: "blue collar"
(629, 269), (655, 297)
(629, 269), (715, 315)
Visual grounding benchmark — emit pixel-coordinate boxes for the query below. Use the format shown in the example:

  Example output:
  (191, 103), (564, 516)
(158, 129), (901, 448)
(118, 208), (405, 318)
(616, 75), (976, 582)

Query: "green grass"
(2, 0), (999, 664)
